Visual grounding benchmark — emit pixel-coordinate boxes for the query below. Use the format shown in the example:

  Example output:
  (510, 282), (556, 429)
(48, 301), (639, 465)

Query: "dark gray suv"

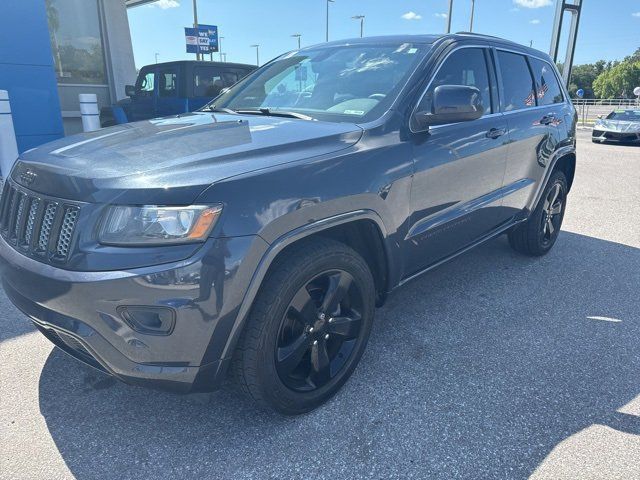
(0, 34), (576, 414)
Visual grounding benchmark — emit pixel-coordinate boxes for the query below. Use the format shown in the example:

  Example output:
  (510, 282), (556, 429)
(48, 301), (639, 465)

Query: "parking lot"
(0, 130), (638, 480)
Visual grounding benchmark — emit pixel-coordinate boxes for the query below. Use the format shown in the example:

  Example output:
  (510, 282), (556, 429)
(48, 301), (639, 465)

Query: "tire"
(508, 170), (568, 256)
(232, 238), (375, 415)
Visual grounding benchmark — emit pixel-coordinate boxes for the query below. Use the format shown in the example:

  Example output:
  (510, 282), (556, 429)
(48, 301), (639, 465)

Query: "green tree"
(592, 60), (640, 98)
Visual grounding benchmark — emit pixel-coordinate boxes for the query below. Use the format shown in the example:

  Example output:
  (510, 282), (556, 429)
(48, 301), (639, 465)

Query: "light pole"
(469, 0), (475, 32)
(155, 53), (159, 64)
(291, 33), (302, 49)
(326, 0), (334, 42)
(219, 36), (225, 61)
(447, 0), (453, 33)
(192, 0), (200, 61)
(352, 15), (365, 38)
(250, 44), (260, 66)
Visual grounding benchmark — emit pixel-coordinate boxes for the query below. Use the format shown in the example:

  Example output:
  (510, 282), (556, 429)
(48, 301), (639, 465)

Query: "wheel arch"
(529, 146), (576, 211)
(218, 210), (392, 364)
(553, 152), (576, 192)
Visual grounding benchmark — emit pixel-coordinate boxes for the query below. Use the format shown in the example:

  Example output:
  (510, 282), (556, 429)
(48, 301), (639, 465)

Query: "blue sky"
(128, 0), (640, 69)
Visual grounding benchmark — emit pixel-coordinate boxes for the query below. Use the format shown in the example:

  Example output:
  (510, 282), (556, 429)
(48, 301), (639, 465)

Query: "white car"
(592, 109), (640, 144)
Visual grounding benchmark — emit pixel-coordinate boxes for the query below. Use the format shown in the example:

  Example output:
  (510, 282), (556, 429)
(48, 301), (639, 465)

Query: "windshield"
(606, 110), (640, 121)
(207, 42), (430, 122)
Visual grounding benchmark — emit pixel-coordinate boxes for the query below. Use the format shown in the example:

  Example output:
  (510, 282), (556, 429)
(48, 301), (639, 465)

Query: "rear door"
(406, 46), (509, 274)
(495, 50), (559, 219)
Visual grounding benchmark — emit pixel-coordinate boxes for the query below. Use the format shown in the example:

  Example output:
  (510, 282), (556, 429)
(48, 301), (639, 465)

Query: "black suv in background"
(0, 34), (576, 414)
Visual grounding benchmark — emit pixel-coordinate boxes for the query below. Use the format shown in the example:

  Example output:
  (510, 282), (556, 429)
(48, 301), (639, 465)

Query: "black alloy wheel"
(540, 182), (564, 247)
(508, 170), (568, 256)
(275, 269), (364, 392)
(232, 238), (375, 414)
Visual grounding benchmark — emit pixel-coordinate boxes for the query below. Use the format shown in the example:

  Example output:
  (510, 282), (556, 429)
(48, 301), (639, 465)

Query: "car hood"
(12, 112), (363, 204)
(595, 119), (640, 132)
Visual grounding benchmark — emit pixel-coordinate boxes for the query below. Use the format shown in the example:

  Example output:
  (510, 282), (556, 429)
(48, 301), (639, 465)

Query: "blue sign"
(185, 25), (219, 55)
(576, 88), (584, 98)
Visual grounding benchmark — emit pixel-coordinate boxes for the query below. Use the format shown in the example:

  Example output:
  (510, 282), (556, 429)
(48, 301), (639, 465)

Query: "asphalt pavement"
(1, 130), (639, 479)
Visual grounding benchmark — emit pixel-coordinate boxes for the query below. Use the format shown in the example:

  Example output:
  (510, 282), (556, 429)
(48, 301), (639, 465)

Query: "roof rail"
(454, 31), (503, 40)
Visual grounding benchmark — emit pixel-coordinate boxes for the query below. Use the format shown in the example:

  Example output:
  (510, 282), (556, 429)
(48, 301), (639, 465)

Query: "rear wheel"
(508, 170), (567, 256)
(232, 238), (375, 414)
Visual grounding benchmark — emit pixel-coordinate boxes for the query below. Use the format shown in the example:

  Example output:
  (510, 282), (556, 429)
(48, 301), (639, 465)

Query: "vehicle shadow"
(37, 231), (640, 479)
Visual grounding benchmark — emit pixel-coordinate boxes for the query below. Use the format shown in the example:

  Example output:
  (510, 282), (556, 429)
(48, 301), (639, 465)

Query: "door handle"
(540, 114), (556, 125)
(486, 128), (506, 139)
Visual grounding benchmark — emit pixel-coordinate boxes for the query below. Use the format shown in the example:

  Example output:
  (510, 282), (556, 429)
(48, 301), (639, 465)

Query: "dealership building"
(0, 0), (157, 154)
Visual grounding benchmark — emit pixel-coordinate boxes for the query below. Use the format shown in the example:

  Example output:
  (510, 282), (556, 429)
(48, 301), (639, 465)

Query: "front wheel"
(508, 170), (568, 256)
(232, 238), (375, 414)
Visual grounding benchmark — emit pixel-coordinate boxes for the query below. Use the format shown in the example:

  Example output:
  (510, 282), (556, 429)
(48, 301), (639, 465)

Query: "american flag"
(537, 76), (549, 99)
(524, 90), (535, 106)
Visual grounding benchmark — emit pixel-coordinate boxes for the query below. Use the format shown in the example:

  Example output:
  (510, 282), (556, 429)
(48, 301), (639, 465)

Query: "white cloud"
(632, 12), (640, 17)
(149, 0), (180, 9)
(513, 0), (552, 8)
(434, 13), (448, 19)
(529, 19), (541, 24)
(401, 11), (422, 21)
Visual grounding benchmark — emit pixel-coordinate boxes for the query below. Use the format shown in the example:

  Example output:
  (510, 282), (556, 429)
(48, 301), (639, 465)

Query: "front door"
(406, 47), (509, 275)
(129, 66), (156, 121)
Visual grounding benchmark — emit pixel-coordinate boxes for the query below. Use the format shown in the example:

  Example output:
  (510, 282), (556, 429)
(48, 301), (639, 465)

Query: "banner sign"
(185, 25), (219, 55)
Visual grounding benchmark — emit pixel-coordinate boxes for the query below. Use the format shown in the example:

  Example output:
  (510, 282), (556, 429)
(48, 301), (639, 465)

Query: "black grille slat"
(37, 202), (58, 254)
(7, 191), (23, 243)
(0, 182), (11, 229)
(14, 194), (28, 245)
(0, 180), (81, 264)
(55, 207), (79, 258)
(23, 198), (40, 248)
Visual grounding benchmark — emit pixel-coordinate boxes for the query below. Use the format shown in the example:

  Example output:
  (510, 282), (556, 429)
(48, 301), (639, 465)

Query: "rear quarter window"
(497, 51), (536, 111)
(528, 57), (563, 105)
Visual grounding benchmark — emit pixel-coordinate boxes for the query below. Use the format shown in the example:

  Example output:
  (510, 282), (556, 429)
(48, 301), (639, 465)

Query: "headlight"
(98, 205), (222, 246)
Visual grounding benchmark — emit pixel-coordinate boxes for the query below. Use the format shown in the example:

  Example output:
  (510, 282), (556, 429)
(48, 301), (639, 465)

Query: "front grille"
(604, 131), (637, 141)
(0, 180), (80, 264)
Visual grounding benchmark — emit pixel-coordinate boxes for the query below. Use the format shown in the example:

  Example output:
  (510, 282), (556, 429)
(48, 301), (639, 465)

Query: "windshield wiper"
(235, 108), (313, 121)
(203, 106), (238, 114)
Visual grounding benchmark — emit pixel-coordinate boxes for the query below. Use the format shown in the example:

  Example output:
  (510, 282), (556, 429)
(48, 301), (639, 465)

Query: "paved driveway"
(1, 131), (638, 479)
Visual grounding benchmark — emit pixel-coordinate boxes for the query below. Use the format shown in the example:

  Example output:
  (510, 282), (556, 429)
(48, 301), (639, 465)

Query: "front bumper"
(0, 233), (268, 393)
(592, 129), (640, 144)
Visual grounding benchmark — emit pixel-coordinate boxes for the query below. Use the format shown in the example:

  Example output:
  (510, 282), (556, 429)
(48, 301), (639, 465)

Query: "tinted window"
(497, 51), (536, 111)
(158, 69), (177, 97)
(420, 48), (492, 115)
(211, 42), (429, 123)
(529, 58), (563, 105)
(607, 110), (640, 121)
(194, 67), (239, 97)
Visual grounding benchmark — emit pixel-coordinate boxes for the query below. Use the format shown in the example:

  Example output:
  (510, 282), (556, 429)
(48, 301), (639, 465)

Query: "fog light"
(117, 306), (176, 336)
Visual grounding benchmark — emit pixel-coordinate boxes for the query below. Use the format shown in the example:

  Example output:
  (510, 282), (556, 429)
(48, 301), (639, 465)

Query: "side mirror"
(125, 85), (136, 97)
(412, 85), (484, 131)
(597, 114), (603, 119)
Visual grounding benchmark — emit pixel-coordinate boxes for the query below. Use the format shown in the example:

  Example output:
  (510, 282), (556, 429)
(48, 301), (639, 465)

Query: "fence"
(572, 98), (640, 127)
